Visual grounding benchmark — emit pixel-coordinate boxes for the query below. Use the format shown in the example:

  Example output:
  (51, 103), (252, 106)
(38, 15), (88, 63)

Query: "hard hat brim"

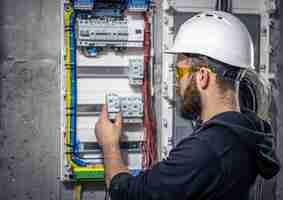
(164, 47), (182, 54)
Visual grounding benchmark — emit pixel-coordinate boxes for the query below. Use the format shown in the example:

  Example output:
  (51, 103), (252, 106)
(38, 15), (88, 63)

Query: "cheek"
(179, 81), (186, 97)
(179, 75), (190, 97)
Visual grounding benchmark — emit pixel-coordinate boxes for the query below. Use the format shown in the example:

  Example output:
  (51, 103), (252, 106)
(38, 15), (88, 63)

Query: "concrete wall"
(0, 0), (62, 199)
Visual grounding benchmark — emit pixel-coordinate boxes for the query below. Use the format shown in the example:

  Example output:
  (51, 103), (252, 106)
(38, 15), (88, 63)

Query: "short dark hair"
(188, 54), (241, 94)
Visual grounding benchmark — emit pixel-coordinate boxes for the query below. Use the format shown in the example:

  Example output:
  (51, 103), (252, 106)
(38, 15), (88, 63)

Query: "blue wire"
(131, 169), (141, 176)
(70, 13), (89, 166)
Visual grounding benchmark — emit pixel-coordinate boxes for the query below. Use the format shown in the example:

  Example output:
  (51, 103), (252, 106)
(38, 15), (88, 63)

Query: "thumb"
(114, 112), (123, 128)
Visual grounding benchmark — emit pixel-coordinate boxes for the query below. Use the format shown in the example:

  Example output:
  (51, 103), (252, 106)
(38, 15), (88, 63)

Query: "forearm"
(102, 143), (130, 187)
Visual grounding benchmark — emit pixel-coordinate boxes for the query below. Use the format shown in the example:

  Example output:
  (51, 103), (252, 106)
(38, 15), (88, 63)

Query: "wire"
(65, 6), (96, 171)
(215, 0), (233, 12)
(142, 13), (156, 169)
(227, 0), (233, 12)
(221, 0), (227, 11)
(74, 183), (82, 200)
(70, 13), (89, 166)
(215, 0), (220, 10)
(105, 186), (110, 200)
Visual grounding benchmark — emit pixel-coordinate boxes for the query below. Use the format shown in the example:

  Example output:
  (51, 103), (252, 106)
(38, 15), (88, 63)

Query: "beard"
(181, 74), (202, 121)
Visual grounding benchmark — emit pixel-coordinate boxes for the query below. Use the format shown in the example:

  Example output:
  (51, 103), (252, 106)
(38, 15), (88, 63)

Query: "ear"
(197, 67), (210, 89)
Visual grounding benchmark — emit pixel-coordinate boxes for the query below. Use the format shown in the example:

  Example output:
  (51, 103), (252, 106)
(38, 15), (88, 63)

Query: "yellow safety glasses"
(175, 65), (193, 81)
(175, 64), (214, 81)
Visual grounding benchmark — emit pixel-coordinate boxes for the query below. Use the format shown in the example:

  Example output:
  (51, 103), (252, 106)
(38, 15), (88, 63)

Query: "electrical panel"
(61, 0), (154, 183)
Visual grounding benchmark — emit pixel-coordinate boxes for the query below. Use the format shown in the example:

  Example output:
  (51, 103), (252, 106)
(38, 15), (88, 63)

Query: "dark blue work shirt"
(109, 111), (280, 200)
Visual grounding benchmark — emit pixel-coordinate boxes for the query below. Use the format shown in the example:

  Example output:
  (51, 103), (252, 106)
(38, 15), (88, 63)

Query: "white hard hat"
(166, 11), (255, 70)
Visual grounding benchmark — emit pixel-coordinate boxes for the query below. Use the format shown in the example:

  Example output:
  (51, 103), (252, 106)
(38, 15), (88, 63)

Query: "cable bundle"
(142, 13), (156, 169)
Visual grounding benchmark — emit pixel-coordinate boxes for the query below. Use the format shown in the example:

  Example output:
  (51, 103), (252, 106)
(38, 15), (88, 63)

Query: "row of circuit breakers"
(62, 0), (154, 182)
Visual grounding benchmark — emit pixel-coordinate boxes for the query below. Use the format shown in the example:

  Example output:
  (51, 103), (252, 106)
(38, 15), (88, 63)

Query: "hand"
(95, 105), (123, 147)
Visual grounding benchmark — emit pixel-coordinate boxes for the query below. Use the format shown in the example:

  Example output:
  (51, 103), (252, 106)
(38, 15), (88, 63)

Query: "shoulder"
(169, 135), (220, 168)
(189, 124), (243, 160)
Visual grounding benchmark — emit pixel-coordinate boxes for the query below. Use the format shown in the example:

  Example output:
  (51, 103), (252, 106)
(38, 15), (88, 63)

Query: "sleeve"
(109, 137), (221, 200)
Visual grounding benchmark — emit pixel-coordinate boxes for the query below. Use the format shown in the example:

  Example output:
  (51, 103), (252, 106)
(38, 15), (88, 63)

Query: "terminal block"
(106, 93), (144, 123)
(128, 58), (144, 85)
(74, 0), (95, 10)
(106, 93), (121, 121)
(120, 94), (143, 123)
(127, 0), (149, 12)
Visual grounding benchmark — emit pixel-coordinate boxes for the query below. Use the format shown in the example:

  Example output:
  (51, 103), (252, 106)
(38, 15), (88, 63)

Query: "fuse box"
(61, 0), (153, 183)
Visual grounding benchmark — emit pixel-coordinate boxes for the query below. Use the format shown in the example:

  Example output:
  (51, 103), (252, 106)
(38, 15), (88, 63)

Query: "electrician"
(95, 11), (280, 200)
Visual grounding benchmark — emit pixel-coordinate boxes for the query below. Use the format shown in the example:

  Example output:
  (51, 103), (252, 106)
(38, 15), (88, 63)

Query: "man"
(95, 11), (280, 200)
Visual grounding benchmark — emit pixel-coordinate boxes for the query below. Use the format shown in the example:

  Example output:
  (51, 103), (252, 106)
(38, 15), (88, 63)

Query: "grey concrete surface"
(0, 0), (62, 199)
(0, 0), (106, 199)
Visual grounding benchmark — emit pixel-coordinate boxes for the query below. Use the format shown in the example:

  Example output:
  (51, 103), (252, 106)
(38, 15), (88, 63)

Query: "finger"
(95, 118), (101, 130)
(114, 112), (123, 128)
(100, 104), (108, 119)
